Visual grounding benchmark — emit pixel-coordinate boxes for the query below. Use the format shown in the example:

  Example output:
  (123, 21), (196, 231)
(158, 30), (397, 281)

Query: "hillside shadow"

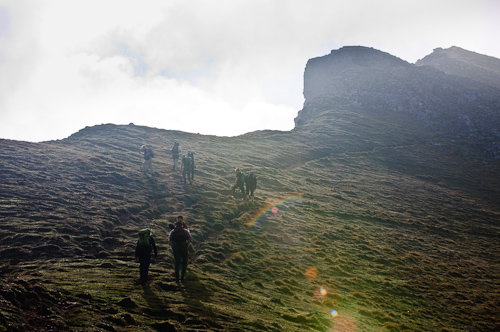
(176, 272), (216, 314)
(140, 284), (182, 319)
(147, 272), (225, 328)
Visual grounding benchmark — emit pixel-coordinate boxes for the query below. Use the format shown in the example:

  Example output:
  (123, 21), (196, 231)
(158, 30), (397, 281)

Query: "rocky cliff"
(416, 46), (500, 89)
(295, 46), (500, 159)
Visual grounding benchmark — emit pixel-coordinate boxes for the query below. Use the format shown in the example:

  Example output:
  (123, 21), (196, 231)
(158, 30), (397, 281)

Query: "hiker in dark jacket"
(135, 228), (158, 285)
(140, 145), (155, 175)
(187, 152), (195, 180)
(169, 216), (192, 282)
(181, 154), (193, 184)
(171, 142), (181, 171)
(245, 172), (257, 200)
(231, 168), (246, 198)
(168, 215), (189, 230)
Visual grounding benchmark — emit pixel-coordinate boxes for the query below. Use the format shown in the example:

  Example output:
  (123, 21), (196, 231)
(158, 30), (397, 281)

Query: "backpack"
(187, 152), (195, 168)
(171, 228), (189, 244)
(239, 172), (247, 183)
(245, 173), (257, 188)
(182, 156), (192, 166)
(138, 232), (151, 247)
(149, 148), (155, 158)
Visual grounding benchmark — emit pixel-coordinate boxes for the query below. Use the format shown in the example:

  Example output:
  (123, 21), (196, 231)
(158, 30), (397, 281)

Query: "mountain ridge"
(416, 46), (500, 89)
(1, 46), (500, 331)
(295, 46), (500, 160)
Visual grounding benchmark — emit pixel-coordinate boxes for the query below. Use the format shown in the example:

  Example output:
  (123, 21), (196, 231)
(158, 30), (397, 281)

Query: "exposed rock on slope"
(416, 46), (500, 89)
(295, 46), (500, 159)
(302, 46), (411, 101)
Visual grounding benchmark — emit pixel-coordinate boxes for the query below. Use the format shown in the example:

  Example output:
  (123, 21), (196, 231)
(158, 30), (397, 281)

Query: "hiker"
(181, 153), (194, 184)
(187, 152), (195, 180)
(135, 228), (158, 285)
(168, 215), (189, 230)
(231, 168), (246, 198)
(171, 142), (182, 171)
(140, 145), (155, 175)
(245, 172), (257, 200)
(169, 216), (192, 282)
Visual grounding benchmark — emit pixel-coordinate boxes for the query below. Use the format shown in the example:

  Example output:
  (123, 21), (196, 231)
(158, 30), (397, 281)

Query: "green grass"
(1, 120), (499, 331)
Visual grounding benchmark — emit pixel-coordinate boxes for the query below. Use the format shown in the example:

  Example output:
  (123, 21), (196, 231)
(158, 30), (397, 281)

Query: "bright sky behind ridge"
(1, 0), (499, 142)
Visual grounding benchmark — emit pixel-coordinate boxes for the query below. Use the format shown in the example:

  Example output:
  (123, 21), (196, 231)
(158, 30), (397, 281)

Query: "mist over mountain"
(1, 46), (499, 331)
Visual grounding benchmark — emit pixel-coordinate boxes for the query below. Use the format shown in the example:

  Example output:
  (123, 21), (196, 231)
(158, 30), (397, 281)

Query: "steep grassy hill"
(2, 46), (500, 331)
(1, 120), (499, 332)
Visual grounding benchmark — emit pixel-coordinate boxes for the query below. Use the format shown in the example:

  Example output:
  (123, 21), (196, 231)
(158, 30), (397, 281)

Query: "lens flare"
(305, 267), (319, 279)
(319, 286), (328, 296)
(245, 193), (303, 228)
(330, 309), (339, 318)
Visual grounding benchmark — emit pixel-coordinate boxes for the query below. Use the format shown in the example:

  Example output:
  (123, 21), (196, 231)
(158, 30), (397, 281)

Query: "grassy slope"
(0, 120), (499, 331)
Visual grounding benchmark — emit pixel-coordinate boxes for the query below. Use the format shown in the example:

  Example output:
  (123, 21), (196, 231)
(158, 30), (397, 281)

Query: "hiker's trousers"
(183, 168), (192, 183)
(232, 182), (245, 195)
(139, 255), (151, 283)
(142, 159), (154, 174)
(172, 244), (189, 281)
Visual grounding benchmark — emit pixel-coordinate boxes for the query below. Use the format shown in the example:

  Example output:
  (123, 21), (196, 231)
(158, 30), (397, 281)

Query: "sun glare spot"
(314, 285), (328, 298)
(305, 267), (318, 279)
(330, 309), (338, 318)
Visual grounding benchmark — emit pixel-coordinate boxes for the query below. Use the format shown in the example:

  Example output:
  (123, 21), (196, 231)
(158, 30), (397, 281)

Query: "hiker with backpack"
(171, 142), (182, 171)
(135, 228), (158, 285)
(169, 216), (192, 282)
(187, 152), (195, 180)
(168, 215), (189, 231)
(140, 145), (155, 175)
(231, 168), (246, 198)
(245, 172), (257, 201)
(181, 153), (194, 184)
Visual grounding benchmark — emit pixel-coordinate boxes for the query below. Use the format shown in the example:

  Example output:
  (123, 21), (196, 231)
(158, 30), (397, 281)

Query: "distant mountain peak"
(302, 46), (410, 102)
(416, 46), (500, 89)
(327, 46), (409, 67)
(420, 46), (492, 61)
(294, 46), (500, 159)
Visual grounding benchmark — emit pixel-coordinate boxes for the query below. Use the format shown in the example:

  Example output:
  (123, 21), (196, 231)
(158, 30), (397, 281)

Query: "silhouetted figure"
(169, 216), (192, 282)
(135, 228), (157, 285)
(245, 172), (257, 200)
(171, 142), (182, 171)
(231, 168), (246, 198)
(140, 145), (155, 175)
(181, 153), (194, 184)
(168, 215), (189, 230)
(188, 152), (195, 180)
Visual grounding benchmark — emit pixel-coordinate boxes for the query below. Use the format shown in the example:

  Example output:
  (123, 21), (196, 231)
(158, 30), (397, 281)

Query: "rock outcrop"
(302, 46), (411, 101)
(295, 46), (500, 159)
(416, 46), (500, 90)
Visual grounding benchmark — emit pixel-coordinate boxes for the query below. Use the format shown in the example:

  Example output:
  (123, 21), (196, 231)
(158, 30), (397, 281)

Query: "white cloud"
(0, 0), (499, 142)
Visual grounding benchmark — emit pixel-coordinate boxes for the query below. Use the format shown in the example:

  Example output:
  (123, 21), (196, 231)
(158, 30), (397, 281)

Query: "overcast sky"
(1, 0), (499, 142)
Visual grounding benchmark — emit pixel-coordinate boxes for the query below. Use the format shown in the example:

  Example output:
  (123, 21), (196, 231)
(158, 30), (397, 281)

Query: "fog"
(1, 0), (499, 142)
